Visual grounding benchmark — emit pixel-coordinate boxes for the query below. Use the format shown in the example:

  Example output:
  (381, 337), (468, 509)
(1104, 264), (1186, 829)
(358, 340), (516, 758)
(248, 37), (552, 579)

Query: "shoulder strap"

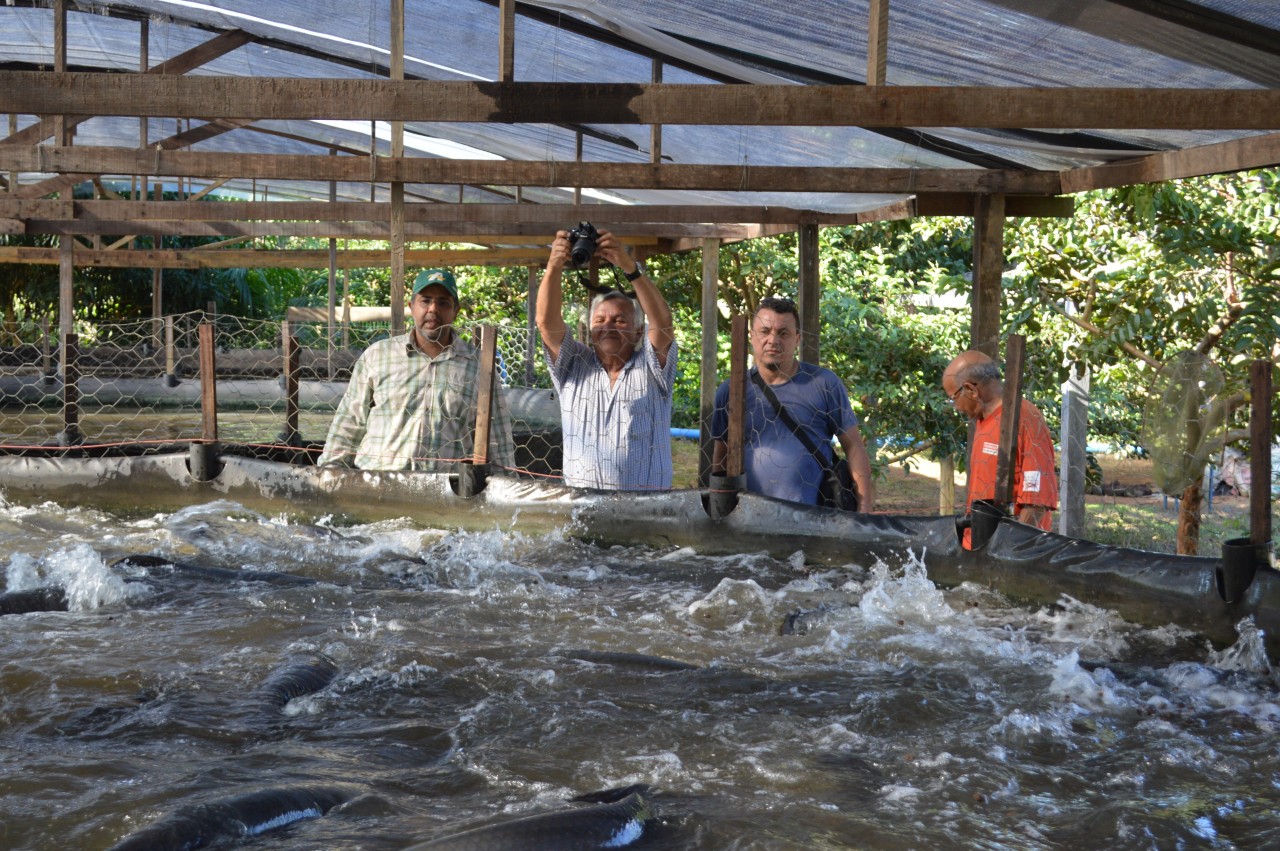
(750, 369), (834, 471)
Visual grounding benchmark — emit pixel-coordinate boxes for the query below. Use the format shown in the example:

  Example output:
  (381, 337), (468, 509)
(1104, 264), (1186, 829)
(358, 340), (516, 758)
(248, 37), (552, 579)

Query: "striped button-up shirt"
(548, 335), (678, 490)
(317, 332), (515, 472)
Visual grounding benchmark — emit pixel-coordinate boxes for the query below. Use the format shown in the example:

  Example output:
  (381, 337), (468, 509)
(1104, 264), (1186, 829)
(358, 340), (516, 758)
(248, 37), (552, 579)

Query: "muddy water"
(2, 496), (1278, 849)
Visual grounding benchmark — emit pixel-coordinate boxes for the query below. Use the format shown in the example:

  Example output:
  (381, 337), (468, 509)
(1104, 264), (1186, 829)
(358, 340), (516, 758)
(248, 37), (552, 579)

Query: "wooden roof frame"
(3, 2), (1280, 262)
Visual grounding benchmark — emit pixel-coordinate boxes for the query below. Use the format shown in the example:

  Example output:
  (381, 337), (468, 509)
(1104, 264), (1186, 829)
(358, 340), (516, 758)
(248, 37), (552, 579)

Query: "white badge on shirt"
(1023, 470), (1041, 493)
(981, 441), (999, 456)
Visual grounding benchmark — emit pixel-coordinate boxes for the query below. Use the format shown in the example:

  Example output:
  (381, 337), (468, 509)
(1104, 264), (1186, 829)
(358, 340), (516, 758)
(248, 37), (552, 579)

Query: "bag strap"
(749, 369), (836, 473)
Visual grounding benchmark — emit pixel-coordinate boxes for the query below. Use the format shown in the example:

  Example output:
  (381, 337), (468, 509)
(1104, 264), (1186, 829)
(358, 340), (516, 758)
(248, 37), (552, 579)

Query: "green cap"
(412, 269), (458, 300)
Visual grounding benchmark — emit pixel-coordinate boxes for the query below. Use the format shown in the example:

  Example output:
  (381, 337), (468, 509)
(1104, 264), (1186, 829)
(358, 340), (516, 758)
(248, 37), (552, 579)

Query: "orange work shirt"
(965, 398), (1059, 545)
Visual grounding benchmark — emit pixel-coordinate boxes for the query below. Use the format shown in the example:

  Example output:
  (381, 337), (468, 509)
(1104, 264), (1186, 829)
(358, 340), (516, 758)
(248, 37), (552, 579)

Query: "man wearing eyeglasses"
(536, 227), (677, 490)
(942, 349), (1058, 547)
(710, 296), (875, 511)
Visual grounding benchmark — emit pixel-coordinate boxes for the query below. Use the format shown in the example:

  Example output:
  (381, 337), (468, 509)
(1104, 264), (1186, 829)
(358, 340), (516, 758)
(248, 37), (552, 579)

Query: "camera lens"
(570, 239), (595, 267)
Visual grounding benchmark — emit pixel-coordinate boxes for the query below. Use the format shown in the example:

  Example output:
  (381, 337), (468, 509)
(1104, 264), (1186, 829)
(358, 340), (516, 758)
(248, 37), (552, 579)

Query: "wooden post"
(473, 324), (498, 465)
(725, 315), (748, 478)
(525, 266), (539, 386)
(41, 316), (54, 383)
(280, 321), (301, 446)
(390, 182), (406, 338)
(53, 0), (68, 145)
(1251, 359), (1274, 554)
(797, 223), (821, 365)
(994, 333), (1026, 508)
(498, 0), (516, 82)
(971, 194), (1005, 357)
(198, 322), (218, 442)
(59, 332), (81, 446)
(389, 0), (406, 338)
(939, 454), (955, 516)
(699, 237), (720, 487)
(867, 0), (889, 86)
(651, 58), (663, 164)
(164, 315), (177, 383)
(1058, 361), (1090, 538)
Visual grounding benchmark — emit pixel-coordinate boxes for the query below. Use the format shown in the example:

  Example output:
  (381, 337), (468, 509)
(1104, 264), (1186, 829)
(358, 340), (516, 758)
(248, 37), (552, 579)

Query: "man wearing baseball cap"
(317, 269), (515, 471)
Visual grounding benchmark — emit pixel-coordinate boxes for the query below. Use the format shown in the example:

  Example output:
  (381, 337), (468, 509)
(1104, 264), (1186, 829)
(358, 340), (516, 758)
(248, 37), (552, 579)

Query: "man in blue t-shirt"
(711, 296), (875, 510)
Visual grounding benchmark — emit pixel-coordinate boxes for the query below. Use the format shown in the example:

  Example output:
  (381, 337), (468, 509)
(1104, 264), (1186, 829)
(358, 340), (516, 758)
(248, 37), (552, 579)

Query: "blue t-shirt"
(712, 363), (859, 505)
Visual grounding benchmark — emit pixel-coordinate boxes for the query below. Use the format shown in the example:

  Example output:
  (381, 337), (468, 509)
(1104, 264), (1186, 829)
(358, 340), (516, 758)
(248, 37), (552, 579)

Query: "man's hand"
(595, 230), (638, 276)
(546, 230), (573, 274)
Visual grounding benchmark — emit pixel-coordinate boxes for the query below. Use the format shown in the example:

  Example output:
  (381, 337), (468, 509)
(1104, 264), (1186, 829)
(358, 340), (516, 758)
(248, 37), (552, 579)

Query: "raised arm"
(596, 230), (674, 366)
(535, 230), (572, 363)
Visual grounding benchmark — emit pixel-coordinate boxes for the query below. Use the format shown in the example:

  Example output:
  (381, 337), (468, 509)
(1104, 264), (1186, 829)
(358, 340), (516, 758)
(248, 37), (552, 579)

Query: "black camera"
(567, 221), (599, 268)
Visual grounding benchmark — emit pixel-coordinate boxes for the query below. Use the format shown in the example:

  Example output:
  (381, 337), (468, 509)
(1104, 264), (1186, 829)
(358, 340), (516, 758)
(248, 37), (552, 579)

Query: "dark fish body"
(111, 554), (316, 587)
(255, 654), (339, 710)
(0, 586), (69, 615)
(566, 649), (700, 672)
(408, 789), (653, 850)
(106, 786), (353, 851)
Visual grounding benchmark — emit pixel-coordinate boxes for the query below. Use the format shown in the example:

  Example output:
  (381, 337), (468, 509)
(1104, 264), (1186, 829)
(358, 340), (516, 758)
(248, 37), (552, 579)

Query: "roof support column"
(970, 194), (1005, 357)
(54, 0), (69, 145)
(797, 223), (821, 364)
(389, 0), (406, 336)
(499, 0), (516, 82)
(867, 0), (890, 86)
(699, 237), (720, 487)
(651, 60), (663, 164)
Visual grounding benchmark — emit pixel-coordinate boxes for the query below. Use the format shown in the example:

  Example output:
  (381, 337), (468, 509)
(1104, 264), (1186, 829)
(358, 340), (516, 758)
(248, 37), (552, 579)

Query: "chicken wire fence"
(0, 312), (570, 477)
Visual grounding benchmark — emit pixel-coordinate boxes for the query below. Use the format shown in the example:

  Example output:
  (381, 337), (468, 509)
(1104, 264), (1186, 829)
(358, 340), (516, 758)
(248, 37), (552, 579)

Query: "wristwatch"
(624, 262), (646, 282)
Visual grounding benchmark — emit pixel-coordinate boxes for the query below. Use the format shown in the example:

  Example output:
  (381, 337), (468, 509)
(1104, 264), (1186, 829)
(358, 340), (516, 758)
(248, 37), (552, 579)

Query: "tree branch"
(882, 438), (936, 465)
(1045, 298), (1162, 369)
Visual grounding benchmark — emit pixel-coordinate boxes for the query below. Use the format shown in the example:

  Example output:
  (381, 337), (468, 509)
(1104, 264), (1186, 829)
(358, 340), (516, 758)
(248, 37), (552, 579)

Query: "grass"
(672, 444), (1277, 556)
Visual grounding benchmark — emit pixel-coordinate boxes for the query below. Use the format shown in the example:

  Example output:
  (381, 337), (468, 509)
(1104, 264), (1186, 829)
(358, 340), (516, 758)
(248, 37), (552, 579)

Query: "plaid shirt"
(548, 335), (678, 490)
(317, 332), (515, 472)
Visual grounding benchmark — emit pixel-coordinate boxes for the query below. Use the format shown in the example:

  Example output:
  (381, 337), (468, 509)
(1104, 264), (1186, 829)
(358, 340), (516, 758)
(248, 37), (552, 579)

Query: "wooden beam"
(0, 198), (914, 226)
(1062, 131), (1280, 193)
(0, 245), (576, 269)
(0, 146), (1065, 194)
(7, 75), (1280, 129)
(0, 30), (253, 149)
(916, 193), (1073, 217)
(13, 121), (255, 200)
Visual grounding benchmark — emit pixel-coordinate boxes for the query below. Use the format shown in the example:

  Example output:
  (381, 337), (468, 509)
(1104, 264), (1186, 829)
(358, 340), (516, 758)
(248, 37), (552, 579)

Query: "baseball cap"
(412, 269), (458, 300)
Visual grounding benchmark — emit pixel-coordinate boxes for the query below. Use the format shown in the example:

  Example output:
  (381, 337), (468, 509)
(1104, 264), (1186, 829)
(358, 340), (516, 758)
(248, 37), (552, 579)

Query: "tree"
(1006, 170), (1280, 553)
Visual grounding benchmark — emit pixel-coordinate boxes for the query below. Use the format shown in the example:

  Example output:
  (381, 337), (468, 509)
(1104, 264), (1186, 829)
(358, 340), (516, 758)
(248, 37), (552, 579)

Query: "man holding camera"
(536, 225), (677, 490)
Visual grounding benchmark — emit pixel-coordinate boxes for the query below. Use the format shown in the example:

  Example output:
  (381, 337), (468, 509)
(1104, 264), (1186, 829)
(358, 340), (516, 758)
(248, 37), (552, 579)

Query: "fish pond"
(2, 496), (1279, 849)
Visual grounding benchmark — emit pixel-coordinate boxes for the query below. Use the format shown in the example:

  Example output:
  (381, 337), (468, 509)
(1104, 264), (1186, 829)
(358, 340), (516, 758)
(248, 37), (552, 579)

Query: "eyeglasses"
(947, 384), (968, 405)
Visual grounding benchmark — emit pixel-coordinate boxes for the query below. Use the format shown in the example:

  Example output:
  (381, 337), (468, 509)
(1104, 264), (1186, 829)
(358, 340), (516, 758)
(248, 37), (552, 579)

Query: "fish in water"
(563, 649), (700, 672)
(0, 586), (69, 615)
(110, 553), (317, 587)
(254, 653), (339, 712)
(406, 785), (656, 850)
(106, 785), (355, 851)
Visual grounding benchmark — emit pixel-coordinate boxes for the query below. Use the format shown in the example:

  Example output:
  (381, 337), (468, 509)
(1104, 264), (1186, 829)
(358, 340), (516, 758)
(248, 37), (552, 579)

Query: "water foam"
(7, 543), (149, 610)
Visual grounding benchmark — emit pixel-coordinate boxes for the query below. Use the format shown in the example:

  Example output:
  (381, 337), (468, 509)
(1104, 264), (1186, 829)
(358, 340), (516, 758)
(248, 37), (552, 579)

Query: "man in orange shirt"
(942, 350), (1058, 547)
